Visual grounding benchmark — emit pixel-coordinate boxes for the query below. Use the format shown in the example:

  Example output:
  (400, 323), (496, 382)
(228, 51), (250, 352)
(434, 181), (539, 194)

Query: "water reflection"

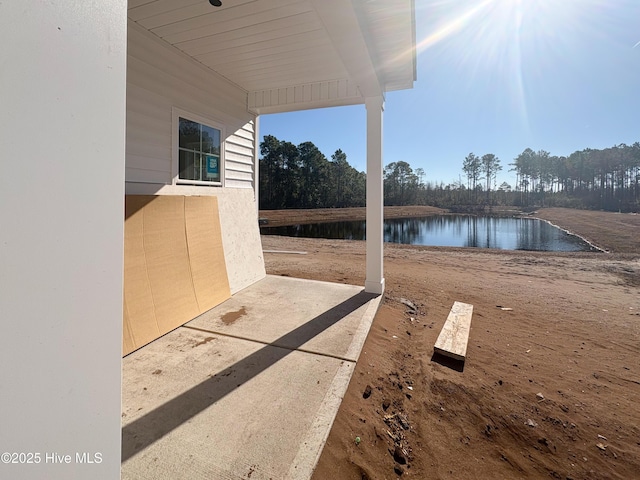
(261, 215), (596, 252)
(262, 220), (366, 240)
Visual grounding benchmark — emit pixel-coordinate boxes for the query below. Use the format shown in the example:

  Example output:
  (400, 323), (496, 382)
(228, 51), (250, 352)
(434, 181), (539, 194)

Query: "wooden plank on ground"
(434, 302), (473, 361)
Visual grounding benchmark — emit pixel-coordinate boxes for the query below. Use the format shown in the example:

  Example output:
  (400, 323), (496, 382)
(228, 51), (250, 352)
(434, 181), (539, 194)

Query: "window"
(176, 115), (223, 185)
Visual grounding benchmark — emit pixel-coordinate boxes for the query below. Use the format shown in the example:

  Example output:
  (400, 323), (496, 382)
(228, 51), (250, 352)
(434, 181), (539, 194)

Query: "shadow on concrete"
(122, 290), (377, 462)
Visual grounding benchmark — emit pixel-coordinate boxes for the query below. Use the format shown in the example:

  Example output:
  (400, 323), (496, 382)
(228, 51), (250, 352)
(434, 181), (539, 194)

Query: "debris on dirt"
(363, 385), (372, 399)
(536, 392), (545, 401)
(394, 464), (404, 475)
(598, 434), (608, 441)
(355, 436), (361, 445)
(400, 298), (418, 313)
(384, 412), (410, 431)
(526, 419), (538, 427)
(596, 443), (607, 451)
(392, 446), (408, 465)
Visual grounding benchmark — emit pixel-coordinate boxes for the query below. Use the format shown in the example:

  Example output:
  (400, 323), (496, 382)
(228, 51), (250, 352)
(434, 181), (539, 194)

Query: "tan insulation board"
(123, 196), (159, 354)
(142, 196), (200, 332)
(185, 196), (231, 312)
(122, 195), (230, 356)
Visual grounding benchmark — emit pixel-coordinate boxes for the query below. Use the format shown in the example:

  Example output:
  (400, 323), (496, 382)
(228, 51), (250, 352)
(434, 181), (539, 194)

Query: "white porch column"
(365, 96), (385, 294)
(254, 115), (261, 215)
(0, 2), (127, 479)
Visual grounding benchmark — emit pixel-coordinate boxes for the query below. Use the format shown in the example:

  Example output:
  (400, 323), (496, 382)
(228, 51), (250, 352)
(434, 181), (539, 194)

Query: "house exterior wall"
(126, 22), (255, 189)
(125, 21), (265, 295)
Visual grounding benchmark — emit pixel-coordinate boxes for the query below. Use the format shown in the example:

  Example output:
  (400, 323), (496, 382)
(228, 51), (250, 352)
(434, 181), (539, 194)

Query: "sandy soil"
(259, 207), (640, 480)
(533, 208), (640, 254)
(259, 206), (446, 227)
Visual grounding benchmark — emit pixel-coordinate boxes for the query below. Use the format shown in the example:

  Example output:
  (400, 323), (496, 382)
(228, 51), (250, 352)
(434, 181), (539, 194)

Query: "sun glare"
(412, 0), (612, 133)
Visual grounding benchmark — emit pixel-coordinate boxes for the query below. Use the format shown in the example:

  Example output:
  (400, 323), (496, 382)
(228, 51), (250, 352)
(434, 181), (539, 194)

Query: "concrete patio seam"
(181, 324), (360, 363)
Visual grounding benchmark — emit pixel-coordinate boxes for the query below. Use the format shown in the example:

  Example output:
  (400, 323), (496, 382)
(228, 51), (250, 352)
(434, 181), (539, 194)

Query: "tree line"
(511, 143), (640, 211)
(259, 136), (640, 212)
(259, 135), (366, 209)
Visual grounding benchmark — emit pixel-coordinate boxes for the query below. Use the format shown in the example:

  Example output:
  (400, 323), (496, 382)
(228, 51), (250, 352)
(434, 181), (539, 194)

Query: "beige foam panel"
(123, 195), (230, 356)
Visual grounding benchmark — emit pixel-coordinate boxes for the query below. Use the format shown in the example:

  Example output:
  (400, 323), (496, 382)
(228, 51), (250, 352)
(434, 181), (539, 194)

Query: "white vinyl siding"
(126, 21), (255, 189)
(225, 122), (255, 188)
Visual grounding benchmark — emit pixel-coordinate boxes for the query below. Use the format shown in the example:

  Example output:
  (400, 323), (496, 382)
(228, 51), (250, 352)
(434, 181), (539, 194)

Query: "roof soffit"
(127, 0), (415, 109)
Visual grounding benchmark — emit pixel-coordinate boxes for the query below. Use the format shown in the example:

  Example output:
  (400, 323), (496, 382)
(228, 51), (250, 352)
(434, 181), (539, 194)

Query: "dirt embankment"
(260, 207), (640, 480)
(259, 206), (446, 227)
(532, 208), (640, 254)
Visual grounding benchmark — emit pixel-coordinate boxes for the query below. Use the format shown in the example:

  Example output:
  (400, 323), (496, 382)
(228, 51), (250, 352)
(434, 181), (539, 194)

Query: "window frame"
(172, 108), (225, 186)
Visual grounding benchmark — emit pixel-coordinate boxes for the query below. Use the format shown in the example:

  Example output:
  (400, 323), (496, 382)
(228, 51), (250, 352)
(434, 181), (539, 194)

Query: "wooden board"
(434, 302), (473, 361)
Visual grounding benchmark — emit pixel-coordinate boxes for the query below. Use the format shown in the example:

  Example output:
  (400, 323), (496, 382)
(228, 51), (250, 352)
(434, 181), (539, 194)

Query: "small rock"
(536, 392), (545, 401)
(596, 443), (607, 451)
(363, 385), (372, 399)
(382, 399), (391, 411)
(394, 465), (404, 476)
(526, 419), (538, 427)
(597, 434), (607, 441)
(393, 446), (407, 465)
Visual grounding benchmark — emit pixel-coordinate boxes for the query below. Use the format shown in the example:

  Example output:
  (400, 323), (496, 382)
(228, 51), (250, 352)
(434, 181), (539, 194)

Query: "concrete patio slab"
(188, 275), (374, 361)
(121, 275), (381, 480)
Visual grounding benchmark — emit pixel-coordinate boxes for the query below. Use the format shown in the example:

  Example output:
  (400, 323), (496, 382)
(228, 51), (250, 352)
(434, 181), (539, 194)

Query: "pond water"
(260, 215), (597, 252)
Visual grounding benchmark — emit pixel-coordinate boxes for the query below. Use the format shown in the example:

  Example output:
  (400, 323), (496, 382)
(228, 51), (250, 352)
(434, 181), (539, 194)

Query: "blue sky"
(259, 0), (640, 188)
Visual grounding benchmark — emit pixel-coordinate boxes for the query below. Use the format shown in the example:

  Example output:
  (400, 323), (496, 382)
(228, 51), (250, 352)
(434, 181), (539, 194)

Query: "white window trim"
(172, 107), (225, 187)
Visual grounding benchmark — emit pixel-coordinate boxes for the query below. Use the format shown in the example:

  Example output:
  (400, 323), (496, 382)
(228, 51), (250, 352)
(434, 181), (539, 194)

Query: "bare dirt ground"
(532, 208), (640, 254)
(259, 206), (446, 227)
(259, 207), (640, 480)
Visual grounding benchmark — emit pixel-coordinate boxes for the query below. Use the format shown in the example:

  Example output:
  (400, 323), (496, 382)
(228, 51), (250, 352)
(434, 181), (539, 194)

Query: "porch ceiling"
(128, 0), (416, 113)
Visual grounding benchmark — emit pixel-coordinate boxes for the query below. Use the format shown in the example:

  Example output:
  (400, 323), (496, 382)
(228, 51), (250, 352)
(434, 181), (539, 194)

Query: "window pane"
(178, 115), (222, 184)
(179, 118), (200, 151)
(179, 150), (198, 180)
(201, 125), (220, 155)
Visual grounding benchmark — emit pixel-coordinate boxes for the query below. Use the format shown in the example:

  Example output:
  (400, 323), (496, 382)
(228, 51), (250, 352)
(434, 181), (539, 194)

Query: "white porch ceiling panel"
(128, 0), (415, 113)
